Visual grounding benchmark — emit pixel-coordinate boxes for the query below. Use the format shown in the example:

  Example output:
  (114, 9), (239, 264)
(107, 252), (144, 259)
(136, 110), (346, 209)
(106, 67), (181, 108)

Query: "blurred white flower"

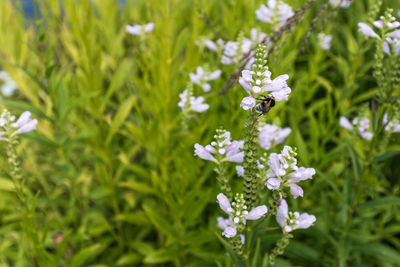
(339, 116), (353, 130)
(329, 0), (352, 8)
(318, 33), (332, 51)
(189, 67), (222, 92)
(259, 123), (291, 150)
(0, 71), (18, 97)
(383, 114), (400, 133)
(178, 90), (209, 113)
(236, 165), (244, 177)
(0, 110), (37, 141)
(126, 22), (154, 35)
(256, 0), (294, 27)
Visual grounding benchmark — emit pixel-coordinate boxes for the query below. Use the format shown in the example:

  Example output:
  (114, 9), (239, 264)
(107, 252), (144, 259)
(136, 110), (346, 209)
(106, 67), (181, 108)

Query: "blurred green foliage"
(0, 0), (399, 266)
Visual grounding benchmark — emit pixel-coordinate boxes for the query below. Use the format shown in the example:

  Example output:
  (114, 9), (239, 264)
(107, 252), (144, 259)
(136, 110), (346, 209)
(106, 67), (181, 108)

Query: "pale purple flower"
(225, 141), (244, 163)
(236, 165), (244, 177)
(244, 205), (268, 220)
(223, 226), (237, 238)
(358, 22), (378, 38)
(265, 178), (281, 190)
(259, 124), (291, 150)
(239, 70), (253, 94)
(318, 33), (332, 51)
(276, 199), (316, 232)
(267, 153), (286, 178)
(384, 37), (400, 54)
(126, 22), (154, 35)
(12, 111), (37, 134)
(217, 193), (233, 214)
(216, 193), (267, 238)
(240, 96), (256, 111)
(256, 0), (294, 27)
(194, 144), (216, 161)
(340, 116), (353, 130)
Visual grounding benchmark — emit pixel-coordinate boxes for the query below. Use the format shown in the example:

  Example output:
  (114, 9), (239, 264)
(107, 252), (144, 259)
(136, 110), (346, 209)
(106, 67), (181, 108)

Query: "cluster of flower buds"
(239, 44), (291, 111)
(0, 110), (37, 140)
(217, 193), (268, 238)
(255, 0), (294, 28)
(126, 22), (154, 35)
(340, 116), (373, 140)
(189, 66), (221, 92)
(265, 146), (316, 199)
(358, 12), (400, 54)
(194, 129), (244, 163)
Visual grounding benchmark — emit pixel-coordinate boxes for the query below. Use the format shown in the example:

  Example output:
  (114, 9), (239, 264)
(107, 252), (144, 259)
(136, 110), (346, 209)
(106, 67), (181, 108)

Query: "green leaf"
(143, 245), (181, 264)
(348, 146), (361, 181)
(374, 150), (400, 162)
(106, 95), (136, 144)
(352, 243), (400, 264)
(68, 243), (107, 267)
(358, 197), (400, 209)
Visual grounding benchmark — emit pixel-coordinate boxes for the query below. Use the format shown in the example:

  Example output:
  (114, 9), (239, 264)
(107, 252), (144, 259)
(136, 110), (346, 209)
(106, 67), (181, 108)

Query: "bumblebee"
(255, 95), (275, 115)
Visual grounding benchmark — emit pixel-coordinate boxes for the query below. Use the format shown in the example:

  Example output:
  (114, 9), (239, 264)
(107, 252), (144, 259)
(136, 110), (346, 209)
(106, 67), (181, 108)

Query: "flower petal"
(245, 205), (268, 220)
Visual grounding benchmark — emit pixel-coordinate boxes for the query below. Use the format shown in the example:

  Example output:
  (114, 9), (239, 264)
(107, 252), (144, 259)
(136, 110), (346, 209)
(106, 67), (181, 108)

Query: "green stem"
(243, 110), (260, 209)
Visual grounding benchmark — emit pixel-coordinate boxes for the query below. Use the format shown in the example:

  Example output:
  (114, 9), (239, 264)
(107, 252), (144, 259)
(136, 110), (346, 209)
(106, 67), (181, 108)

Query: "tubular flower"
(265, 146), (316, 199)
(276, 199), (316, 232)
(0, 71), (18, 96)
(194, 129), (244, 163)
(239, 45), (291, 112)
(217, 193), (268, 238)
(0, 110), (37, 141)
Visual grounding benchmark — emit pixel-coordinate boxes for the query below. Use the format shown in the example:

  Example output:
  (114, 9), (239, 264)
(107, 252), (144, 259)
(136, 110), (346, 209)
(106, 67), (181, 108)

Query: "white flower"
(276, 199), (316, 232)
(126, 22), (154, 35)
(178, 90), (209, 113)
(318, 33), (332, 51)
(0, 71), (18, 97)
(256, 0), (294, 27)
(329, 0), (352, 8)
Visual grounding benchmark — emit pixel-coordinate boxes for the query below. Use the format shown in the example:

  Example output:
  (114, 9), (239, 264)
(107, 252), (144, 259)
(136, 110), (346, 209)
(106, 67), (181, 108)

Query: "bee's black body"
(255, 95), (276, 115)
